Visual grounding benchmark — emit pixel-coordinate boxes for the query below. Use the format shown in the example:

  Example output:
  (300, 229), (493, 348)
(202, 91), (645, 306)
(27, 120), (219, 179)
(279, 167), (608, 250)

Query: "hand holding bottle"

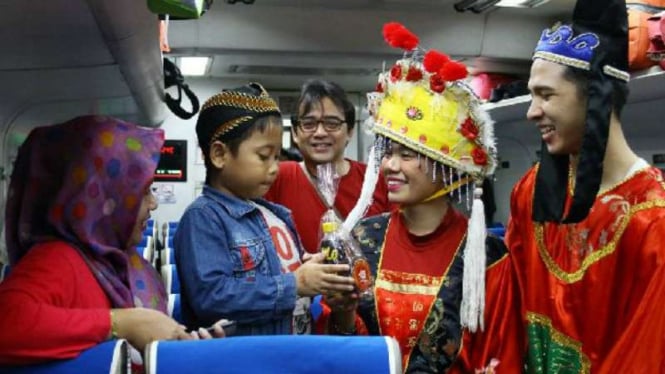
(294, 253), (355, 297)
(319, 221), (374, 296)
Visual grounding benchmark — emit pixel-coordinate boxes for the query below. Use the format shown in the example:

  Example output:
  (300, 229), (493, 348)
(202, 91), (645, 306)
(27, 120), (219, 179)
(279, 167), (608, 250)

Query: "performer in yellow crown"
(313, 22), (524, 373)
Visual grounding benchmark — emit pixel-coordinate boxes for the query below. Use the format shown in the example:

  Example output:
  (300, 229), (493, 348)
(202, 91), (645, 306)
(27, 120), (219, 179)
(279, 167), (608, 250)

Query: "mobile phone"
(207, 319), (237, 336)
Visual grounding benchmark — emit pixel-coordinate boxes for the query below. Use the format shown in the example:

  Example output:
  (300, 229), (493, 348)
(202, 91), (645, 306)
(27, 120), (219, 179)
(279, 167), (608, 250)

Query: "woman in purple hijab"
(0, 116), (220, 366)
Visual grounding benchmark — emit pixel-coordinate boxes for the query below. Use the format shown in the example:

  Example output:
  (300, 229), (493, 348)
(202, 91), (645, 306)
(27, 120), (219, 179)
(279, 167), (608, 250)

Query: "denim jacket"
(174, 185), (303, 335)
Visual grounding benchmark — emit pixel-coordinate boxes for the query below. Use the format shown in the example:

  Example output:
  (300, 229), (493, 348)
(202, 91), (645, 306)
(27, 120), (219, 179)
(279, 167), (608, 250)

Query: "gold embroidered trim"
(527, 313), (583, 350)
(566, 162), (655, 198)
(209, 116), (253, 143)
(602, 65), (630, 82)
(535, 199), (665, 283)
(533, 51), (591, 70)
(526, 312), (591, 373)
(375, 278), (443, 295)
(374, 215), (466, 370)
(598, 166), (652, 196)
(485, 252), (508, 271)
(201, 91), (279, 113)
(374, 219), (392, 339)
(568, 163), (575, 195)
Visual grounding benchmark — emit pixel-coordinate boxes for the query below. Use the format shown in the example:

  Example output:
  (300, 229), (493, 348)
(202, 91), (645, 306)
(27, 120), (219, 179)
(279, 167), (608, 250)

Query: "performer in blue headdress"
(506, 0), (665, 371)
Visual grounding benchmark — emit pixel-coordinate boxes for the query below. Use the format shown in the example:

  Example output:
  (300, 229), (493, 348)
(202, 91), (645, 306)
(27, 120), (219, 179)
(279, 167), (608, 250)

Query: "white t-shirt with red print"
(253, 202), (311, 335)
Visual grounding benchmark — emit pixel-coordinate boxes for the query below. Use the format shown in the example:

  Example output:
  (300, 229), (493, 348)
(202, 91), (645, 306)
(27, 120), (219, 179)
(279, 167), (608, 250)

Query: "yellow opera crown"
(369, 59), (496, 179)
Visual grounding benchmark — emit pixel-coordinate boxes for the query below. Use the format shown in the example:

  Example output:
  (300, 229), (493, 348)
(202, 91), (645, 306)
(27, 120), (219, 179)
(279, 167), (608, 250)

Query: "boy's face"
(213, 121), (283, 199)
(381, 143), (446, 205)
(292, 97), (352, 165)
(526, 59), (587, 156)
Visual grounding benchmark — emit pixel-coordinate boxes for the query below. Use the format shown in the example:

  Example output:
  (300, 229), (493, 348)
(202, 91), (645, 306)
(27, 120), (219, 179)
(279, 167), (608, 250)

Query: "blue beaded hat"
(534, 24), (628, 82)
(531, 0), (629, 223)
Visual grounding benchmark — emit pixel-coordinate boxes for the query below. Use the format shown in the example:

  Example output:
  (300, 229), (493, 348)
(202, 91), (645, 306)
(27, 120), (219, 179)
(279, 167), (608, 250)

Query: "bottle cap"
(321, 221), (338, 234)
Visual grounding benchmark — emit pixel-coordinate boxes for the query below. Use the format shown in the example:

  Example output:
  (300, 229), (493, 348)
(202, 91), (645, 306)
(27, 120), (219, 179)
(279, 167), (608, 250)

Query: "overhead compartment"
(166, 2), (489, 91)
(87, 0), (166, 126)
(0, 0), (167, 240)
(481, 69), (665, 129)
(0, 0), (165, 132)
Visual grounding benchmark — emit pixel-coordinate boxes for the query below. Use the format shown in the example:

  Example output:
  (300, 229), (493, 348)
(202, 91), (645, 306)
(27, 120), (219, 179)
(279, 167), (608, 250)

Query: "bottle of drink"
(318, 221), (349, 270)
(341, 235), (373, 295)
(318, 221), (374, 297)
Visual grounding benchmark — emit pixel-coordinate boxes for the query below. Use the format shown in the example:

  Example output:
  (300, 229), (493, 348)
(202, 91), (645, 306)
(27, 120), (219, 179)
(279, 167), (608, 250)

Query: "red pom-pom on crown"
(382, 22), (419, 51)
(439, 61), (468, 81)
(423, 50), (450, 73)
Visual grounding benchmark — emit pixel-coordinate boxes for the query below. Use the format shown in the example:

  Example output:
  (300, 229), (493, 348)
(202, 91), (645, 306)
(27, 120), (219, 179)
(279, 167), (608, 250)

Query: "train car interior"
(1, 0), (664, 371)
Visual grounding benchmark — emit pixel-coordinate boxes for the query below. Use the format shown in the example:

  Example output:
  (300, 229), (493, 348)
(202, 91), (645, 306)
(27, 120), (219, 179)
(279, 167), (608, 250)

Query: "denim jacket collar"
(202, 185), (292, 219)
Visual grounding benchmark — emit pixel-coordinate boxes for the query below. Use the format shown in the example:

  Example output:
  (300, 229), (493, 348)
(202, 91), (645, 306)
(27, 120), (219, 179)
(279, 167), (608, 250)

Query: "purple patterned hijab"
(5, 115), (167, 312)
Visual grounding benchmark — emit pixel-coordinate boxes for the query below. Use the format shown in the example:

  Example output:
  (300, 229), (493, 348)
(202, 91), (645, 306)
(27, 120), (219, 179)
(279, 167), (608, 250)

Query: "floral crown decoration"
(344, 23), (497, 334)
(366, 22), (497, 184)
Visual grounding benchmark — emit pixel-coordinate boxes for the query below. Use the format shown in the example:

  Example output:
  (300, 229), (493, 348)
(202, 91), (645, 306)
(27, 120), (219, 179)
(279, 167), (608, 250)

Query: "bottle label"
(352, 258), (372, 292)
(321, 245), (340, 264)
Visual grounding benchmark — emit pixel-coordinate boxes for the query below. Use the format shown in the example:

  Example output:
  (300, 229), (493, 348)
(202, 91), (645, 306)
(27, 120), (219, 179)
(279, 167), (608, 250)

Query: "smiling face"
(527, 59), (588, 156)
(210, 118), (283, 200)
(292, 97), (352, 165)
(381, 143), (446, 205)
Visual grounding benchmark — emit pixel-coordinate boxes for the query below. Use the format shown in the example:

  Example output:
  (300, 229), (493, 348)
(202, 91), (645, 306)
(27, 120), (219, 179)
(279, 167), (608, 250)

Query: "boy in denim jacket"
(174, 83), (355, 336)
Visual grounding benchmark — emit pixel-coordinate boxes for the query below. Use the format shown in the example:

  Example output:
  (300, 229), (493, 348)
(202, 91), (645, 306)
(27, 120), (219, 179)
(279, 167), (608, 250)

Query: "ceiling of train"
(248, 0), (574, 15)
(1, 0), (165, 127)
(0, 0), (575, 131)
(166, 0), (575, 91)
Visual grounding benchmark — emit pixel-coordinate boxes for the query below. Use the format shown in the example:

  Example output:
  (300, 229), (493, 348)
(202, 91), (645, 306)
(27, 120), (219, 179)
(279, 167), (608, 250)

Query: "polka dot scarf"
(5, 115), (167, 312)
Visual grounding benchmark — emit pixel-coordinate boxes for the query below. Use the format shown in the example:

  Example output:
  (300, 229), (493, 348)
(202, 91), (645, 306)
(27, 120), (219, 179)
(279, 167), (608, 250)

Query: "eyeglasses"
(297, 116), (346, 133)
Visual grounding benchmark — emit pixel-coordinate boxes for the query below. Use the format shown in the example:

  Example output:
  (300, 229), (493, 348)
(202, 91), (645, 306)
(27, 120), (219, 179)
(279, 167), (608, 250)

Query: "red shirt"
(0, 241), (111, 365)
(265, 160), (392, 253)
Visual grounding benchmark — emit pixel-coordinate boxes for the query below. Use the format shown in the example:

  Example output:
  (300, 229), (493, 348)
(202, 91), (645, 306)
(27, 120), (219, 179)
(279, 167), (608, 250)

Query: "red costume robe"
(316, 209), (524, 373)
(506, 166), (665, 373)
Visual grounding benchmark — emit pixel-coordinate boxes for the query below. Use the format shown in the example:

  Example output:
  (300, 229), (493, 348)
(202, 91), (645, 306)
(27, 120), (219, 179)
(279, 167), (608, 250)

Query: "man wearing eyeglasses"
(265, 79), (392, 254)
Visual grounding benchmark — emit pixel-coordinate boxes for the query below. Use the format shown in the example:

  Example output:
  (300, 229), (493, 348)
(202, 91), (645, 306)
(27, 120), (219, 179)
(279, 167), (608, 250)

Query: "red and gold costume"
(506, 165), (665, 373)
(316, 208), (524, 373)
(311, 21), (525, 373)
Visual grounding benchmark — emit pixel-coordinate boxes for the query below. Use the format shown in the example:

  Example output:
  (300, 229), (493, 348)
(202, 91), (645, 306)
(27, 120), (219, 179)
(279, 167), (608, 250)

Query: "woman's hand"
(294, 253), (355, 297)
(189, 319), (228, 339)
(111, 308), (193, 351)
(326, 292), (359, 335)
(325, 291), (359, 313)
